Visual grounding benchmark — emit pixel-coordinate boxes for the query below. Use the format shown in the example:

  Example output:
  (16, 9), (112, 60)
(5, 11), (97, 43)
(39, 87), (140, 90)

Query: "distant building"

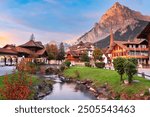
(0, 35), (48, 66)
(106, 30), (149, 66)
(101, 48), (110, 64)
(65, 41), (94, 62)
(137, 22), (150, 65)
(19, 39), (47, 58)
(0, 47), (18, 66)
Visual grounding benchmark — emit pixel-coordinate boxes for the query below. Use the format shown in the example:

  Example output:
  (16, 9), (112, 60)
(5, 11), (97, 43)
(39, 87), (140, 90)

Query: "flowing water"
(42, 75), (96, 100)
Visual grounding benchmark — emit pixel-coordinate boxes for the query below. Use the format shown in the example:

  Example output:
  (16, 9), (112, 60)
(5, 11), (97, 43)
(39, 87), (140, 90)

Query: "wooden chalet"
(66, 51), (80, 62)
(3, 44), (33, 58)
(18, 39), (48, 63)
(65, 41), (94, 62)
(19, 40), (44, 52)
(0, 35), (48, 65)
(107, 39), (149, 65)
(137, 22), (150, 65)
(106, 30), (149, 65)
(0, 47), (18, 66)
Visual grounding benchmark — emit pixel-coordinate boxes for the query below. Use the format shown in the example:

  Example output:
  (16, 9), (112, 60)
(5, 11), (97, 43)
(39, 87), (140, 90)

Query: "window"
(129, 45), (132, 48)
(133, 45), (136, 48)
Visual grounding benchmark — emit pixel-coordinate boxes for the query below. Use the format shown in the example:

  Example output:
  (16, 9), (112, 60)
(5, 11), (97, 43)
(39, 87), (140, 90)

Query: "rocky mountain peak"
(100, 2), (135, 27)
(76, 2), (150, 47)
(99, 2), (150, 27)
(112, 2), (123, 8)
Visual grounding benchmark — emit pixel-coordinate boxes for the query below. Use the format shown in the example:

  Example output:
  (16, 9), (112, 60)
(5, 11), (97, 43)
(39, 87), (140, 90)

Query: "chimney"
(110, 29), (114, 47)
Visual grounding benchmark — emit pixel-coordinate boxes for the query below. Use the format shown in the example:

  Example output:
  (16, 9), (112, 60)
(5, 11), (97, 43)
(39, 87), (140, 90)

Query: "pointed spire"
(110, 29), (114, 47)
(30, 33), (35, 41)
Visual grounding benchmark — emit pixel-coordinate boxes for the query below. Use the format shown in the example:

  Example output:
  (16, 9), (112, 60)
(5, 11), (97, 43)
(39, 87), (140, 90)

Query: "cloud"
(0, 17), (78, 47)
(0, 5), (78, 47)
(0, 26), (78, 47)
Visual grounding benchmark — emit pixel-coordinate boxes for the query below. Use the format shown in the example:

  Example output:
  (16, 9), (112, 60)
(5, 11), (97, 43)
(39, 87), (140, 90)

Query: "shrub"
(144, 90), (150, 96)
(39, 66), (46, 75)
(17, 60), (37, 74)
(0, 72), (32, 100)
(85, 62), (91, 67)
(95, 62), (105, 68)
(128, 58), (138, 66)
(45, 68), (53, 74)
(27, 62), (37, 74)
(64, 61), (71, 67)
(80, 52), (89, 62)
(60, 64), (66, 72)
(45, 67), (60, 75)
(124, 60), (137, 84)
(113, 57), (126, 82)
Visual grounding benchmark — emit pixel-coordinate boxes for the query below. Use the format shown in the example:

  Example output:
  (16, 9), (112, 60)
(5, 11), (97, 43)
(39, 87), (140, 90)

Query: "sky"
(0, 0), (150, 47)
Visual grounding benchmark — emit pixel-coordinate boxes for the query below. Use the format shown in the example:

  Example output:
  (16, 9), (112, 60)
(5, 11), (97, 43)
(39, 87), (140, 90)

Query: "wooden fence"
(105, 66), (150, 79)
(137, 72), (150, 79)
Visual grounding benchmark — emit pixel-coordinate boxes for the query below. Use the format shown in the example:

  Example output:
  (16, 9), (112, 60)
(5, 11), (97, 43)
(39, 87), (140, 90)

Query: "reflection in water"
(42, 76), (96, 100)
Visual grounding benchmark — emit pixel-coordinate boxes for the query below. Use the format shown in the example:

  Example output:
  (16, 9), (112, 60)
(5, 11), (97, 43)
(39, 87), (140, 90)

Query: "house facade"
(0, 48), (18, 66)
(0, 35), (48, 66)
(137, 22), (150, 65)
(65, 41), (94, 62)
(106, 39), (149, 66)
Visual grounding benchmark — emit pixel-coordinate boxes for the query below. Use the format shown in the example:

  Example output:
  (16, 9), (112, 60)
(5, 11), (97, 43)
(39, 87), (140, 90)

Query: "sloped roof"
(36, 48), (47, 56)
(69, 41), (93, 50)
(20, 40), (43, 48)
(3, 44), (15, 49)
(114, 41), (129, 50)
(14, 47), (33, 55)
(106, 41), (128, 54)
(69, 45), (78, 50)
(35, 41), (44, 48)
(106, 39), (147, 54)
(121, 39), (148, 45)
(67, 51), (79, 57)
(0, 48), (17, 55)
(137, 22), (150, 39)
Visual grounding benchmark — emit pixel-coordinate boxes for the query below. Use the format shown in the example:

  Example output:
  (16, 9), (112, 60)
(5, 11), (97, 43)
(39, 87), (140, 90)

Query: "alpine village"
(0, 2), (150, 100)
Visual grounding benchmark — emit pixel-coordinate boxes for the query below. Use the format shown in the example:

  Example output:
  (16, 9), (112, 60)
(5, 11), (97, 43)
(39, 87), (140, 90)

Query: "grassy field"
(63, 66), (150, 95)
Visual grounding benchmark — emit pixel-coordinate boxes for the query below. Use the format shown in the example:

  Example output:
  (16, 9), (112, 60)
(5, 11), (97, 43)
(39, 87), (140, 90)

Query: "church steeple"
(30, 33), (35, 41)
(110, 29), (114, 47)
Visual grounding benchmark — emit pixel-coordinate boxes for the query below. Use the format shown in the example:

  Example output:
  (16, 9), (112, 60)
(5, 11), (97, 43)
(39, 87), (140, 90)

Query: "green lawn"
(63, 66), (150, 95)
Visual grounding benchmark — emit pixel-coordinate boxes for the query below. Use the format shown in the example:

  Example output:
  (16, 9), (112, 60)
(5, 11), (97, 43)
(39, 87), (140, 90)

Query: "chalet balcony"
(127, 55), (149, 59)
(113, 50), (126, 52)
(128, 48), (149, 51)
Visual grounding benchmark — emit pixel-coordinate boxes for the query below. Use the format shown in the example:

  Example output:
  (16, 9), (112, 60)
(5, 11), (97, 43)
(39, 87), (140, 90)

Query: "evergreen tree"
(57, 42), (65, 61)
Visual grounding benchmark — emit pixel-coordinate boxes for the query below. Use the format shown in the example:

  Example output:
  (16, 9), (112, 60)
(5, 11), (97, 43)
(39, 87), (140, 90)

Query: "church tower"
(109, 29), (114, 47)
